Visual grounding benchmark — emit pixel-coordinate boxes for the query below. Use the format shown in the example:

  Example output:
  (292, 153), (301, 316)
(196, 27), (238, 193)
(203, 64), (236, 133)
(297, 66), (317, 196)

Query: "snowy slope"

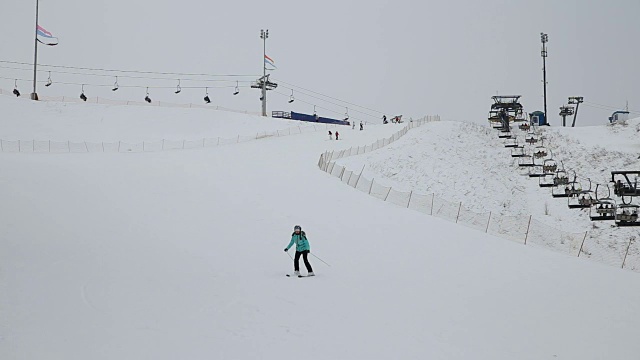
(336, 120), (640, 270)
(2, 101), (640, 359)
(0, 95), (311, 142)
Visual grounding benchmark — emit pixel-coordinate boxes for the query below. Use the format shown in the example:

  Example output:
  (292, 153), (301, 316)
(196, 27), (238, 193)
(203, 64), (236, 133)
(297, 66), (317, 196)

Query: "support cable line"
(0, 59), (260, 78)
(272, 77), (387, 116)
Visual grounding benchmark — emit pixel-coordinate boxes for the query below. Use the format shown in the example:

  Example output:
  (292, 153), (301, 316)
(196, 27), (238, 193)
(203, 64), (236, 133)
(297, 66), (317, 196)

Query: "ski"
(286, 274), (315, 278)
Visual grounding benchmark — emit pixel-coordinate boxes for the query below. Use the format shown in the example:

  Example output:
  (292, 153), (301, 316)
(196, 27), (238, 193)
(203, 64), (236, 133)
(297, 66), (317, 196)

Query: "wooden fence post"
(577, 231), (588, 257)
(369, 178), (374, 195)
(524, 215), (532, 245)
(485, 212), (492, 233)
(455, 202), (462, 223)
(407, 191), (413, 208)
(384, 187), (392, 201)
(354, 165), (366, 188)
(622, 237), (634, 269)
(430, 194), (435, 215)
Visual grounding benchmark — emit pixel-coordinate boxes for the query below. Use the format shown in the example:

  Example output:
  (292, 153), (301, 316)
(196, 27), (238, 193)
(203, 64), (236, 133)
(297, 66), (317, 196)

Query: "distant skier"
(352, 122), (355, 130)
(383, 115), (388, 124)
(335, 131), (339, 140)
(360, 121), (364, 131)
(328, 131), (333, 140)
(284, 225), (314, 277)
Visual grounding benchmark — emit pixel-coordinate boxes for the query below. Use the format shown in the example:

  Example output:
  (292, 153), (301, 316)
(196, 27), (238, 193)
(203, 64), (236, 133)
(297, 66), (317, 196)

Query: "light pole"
(541, 32), (548, 124)
(260, 29), (268, 117)
(31, 0), (40, 100)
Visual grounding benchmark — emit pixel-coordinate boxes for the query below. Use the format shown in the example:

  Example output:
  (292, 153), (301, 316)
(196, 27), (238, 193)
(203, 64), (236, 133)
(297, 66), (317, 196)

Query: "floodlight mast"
(541, 33), (549, 124)
(260, 29), (269, 116)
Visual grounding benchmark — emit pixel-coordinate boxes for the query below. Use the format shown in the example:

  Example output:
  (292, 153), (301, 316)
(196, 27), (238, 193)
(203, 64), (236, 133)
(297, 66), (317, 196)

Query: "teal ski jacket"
(286, 231), (310, 252)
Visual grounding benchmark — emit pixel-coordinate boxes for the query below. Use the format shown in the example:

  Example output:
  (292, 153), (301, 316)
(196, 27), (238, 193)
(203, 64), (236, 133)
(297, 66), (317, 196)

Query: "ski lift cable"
(0, 59), (260, 78)
(0, 65), (256, 84)
(275, 83), (384, 118)
(0, 75), (248, 89)
(583, 101), (640, 115)
(273, 86), (381, 119)
(272, 77), (387, 115)
(272, 90), (368, 123)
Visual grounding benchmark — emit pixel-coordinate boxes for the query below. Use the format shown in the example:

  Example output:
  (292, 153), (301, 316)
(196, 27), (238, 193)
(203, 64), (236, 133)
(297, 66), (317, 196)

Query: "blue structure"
(529, 111), (547, 126)
(272, 111), (350, 126)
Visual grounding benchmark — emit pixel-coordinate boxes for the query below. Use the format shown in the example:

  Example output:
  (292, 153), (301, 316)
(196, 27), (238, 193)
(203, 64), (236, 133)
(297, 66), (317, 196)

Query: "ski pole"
(285, 251), (293, 260)
(310, 253), (331, 267)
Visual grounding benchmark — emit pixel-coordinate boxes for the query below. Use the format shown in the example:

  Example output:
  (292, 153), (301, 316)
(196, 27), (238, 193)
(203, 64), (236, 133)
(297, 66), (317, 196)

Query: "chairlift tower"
(541, 33), (549, 123)
(568, 96), (583, 127)
(253, 29), (278, 117)
(559, 105), (574, 127)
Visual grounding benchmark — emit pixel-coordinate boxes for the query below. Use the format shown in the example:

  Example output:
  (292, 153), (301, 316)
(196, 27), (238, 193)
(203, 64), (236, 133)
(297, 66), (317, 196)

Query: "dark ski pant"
(294, 250), (313, 272)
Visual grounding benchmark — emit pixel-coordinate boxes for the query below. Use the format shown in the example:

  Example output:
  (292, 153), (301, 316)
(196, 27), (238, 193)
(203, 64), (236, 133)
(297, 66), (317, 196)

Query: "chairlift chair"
(518, 154), (535, 167)
(542, 159), (557, 174)
(145, 87), (152, 103)
(12, 79), (20, 97)
(528, 165), (546, 178)
(204, 87), (211, 104)
(112, 76), (119, 91)
(553, 170), (569, 186)
(552, 184), (571, 198)
(174, 79), (182, 94)
(504, 136), (519, 148)
(233, 81), (240, 95)
(79, 85), (87, 102)
(288, 90), (295, 103)
(525, 135), (538, 144)
(615, 204), (640, 227)
(511, 146), (526, 158)
(590, 184), (616, 221)
(533, 145), (548, 159)
(611, 171), (640, 197)
(568, 190), (594, 209)
(539, 173), (555, 188)
(45, 72), (52, 87)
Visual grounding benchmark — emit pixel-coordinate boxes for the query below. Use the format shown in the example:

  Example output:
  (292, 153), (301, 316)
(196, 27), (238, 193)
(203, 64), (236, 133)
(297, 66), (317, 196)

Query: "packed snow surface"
(2, 98), (640, 359)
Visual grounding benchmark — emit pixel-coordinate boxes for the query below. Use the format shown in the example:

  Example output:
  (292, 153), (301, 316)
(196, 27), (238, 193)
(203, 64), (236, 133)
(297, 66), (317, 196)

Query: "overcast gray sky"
(1, 0), (639, 125)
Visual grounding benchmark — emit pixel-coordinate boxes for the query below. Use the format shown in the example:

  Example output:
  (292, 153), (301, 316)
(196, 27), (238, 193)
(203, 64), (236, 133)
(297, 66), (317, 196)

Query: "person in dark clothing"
(335, 131), (339, 140)
(360, 121), (364, 131)
(328, 131), (333, 140)
(284, 225), (314, 277)
(383, 115), (388, 124)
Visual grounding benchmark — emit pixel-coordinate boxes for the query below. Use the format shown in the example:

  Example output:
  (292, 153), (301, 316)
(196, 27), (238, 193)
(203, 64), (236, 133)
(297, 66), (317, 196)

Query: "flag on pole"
(37, 25), (58, 46)
(264, 55), (276, 70)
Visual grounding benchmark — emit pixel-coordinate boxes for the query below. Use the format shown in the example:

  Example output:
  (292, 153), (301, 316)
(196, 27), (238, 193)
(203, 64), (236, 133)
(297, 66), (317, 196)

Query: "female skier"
(284, 225), (314, 277)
